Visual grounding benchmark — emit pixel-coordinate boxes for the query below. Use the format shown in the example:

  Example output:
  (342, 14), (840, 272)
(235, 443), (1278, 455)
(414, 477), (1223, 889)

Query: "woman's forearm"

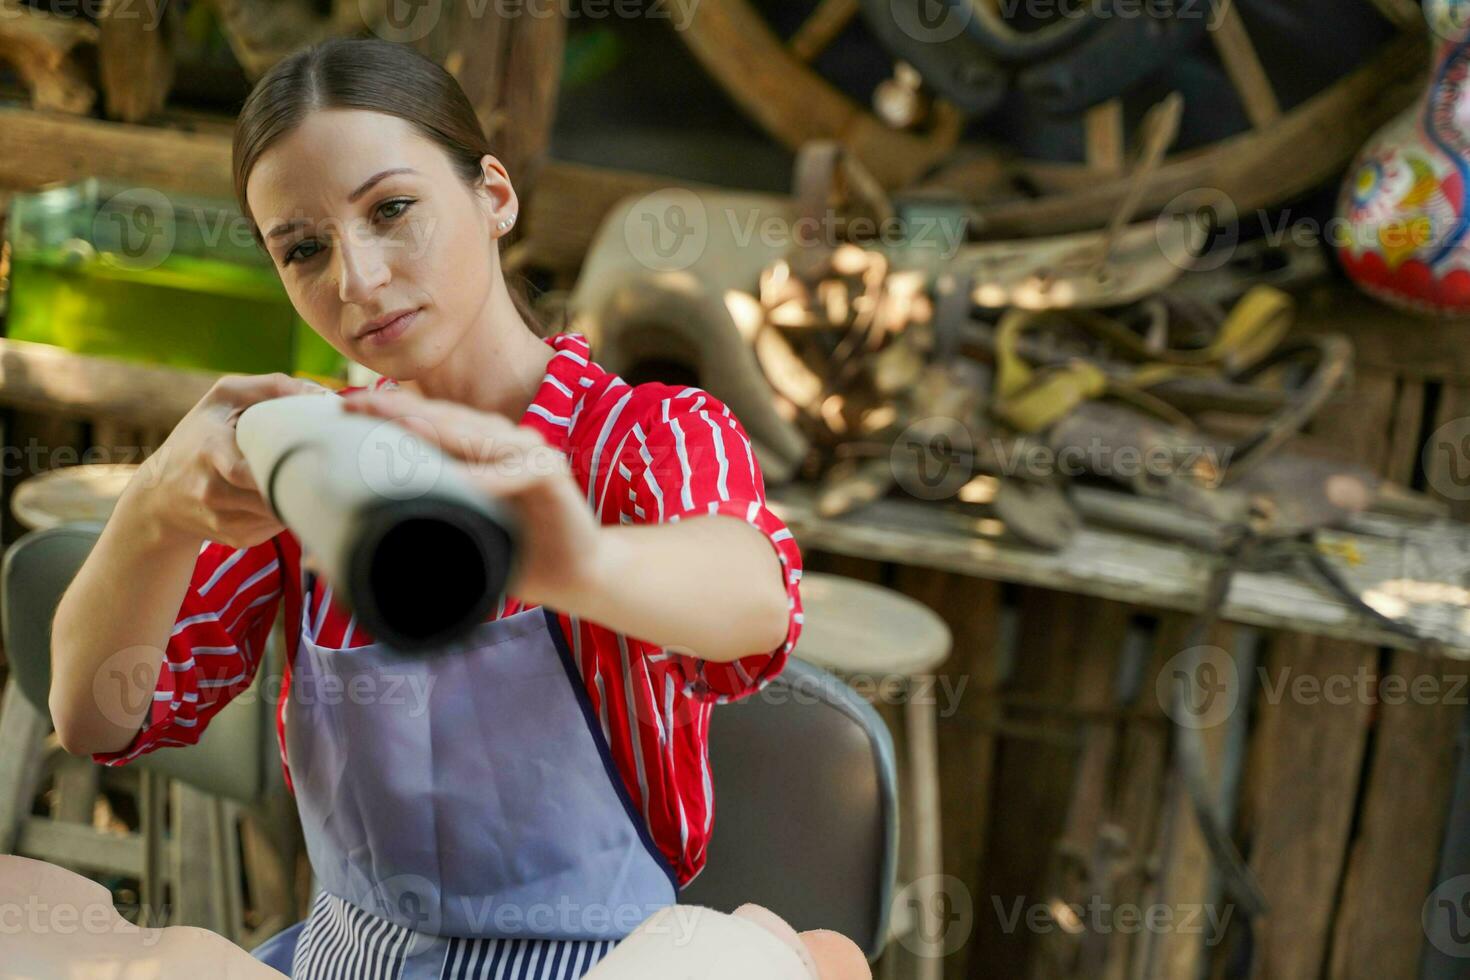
(49, 482), (203, 756)
(564, 515), (790, 663)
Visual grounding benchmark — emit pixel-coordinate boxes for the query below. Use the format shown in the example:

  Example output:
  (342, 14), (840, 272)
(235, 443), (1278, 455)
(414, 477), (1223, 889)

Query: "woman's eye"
(284, 240), (320, 266)
(280, 201), (411, 266)
(378, 198), (413, 221)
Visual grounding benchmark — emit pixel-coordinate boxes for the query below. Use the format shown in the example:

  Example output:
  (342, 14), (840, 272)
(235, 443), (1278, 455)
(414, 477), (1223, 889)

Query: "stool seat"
(797, 572), (952, 677)
(12, 464), (139, 531)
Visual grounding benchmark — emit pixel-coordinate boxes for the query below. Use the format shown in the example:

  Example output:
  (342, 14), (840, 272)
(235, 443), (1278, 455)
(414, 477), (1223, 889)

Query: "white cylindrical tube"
(235, 394), (519, 651)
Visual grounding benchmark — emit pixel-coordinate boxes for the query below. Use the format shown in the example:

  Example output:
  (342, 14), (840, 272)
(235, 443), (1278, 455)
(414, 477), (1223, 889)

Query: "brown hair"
(232, 36), (549, 336)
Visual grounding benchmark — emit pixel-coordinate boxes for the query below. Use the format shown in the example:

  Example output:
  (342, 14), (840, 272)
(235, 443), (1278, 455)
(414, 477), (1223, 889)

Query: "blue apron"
(283, 573), (677, 980)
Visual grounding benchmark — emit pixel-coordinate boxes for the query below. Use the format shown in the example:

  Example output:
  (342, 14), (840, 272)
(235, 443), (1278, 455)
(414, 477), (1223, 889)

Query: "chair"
(680, 657), (899, 961)
(250, 656), (899, 972)
(0, 523), (298, 944)
(775, 572), (954, 980)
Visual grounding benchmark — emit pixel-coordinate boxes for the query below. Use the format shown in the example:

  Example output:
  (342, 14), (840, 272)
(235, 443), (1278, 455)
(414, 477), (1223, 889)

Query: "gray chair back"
(679, 657), (898, 961)
(2, 523), (274, 804)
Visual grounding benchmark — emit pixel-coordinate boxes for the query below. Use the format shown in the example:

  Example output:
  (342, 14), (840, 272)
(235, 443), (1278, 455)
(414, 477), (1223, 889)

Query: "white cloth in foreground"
(0, 856), (821, 980)
(0, 855), (278, 978)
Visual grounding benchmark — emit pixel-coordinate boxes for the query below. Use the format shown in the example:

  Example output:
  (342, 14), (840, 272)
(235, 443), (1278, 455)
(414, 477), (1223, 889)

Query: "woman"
(48, 36), (803, 980)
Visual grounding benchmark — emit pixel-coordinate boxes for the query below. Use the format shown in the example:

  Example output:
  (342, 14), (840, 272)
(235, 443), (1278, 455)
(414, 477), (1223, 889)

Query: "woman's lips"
(360, 308), (419, 347)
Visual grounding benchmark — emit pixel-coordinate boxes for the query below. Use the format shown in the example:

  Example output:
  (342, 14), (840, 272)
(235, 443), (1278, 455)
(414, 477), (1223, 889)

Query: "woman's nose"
(335, 238), (391, 305)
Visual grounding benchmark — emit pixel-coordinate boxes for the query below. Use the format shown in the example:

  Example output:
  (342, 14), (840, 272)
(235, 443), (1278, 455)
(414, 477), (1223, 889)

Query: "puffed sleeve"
(618, 389), (803, 703)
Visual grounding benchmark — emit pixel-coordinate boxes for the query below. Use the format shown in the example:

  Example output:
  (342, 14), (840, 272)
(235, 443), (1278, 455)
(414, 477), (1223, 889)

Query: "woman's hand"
(340, 388), (604, 610)
(731, 905), (871, 980)
(129, 373), (318, 549)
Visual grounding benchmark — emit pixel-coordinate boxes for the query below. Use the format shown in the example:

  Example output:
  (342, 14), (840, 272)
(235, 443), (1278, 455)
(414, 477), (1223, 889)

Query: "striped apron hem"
(292, 891), (618, 980)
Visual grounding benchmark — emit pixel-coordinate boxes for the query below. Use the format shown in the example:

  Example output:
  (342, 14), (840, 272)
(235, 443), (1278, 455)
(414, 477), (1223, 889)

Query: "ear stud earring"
(496, 213), (517, 233)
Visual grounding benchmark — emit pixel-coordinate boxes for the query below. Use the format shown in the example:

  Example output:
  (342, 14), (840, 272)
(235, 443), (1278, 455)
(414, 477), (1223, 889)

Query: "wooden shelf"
(770, 483), (1470, 657)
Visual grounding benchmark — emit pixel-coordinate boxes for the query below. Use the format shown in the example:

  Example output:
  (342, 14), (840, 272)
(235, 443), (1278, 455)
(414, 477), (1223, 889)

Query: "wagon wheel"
(666, 0), (965, 189)
(669, 0), (1429, 238)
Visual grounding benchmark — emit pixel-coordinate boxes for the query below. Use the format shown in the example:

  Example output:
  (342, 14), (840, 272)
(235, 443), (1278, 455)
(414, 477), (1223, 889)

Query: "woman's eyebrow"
(265, 167), (422, 240)
(348, 167), (419, 203)
(267, 219), (307, 241)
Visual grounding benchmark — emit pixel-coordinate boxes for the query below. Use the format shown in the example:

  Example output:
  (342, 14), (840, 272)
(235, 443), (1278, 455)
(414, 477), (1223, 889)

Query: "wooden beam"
(15, 818), (145, 878)
(478, 2), (566, 206)
(0, 0), (97, 114)
(0, 107), (234, 199)
(98, 0), (174, 123)
(1326, 651), (1461, 978)
(922, 34), (1424, 239)
(524, 160), (741, 275)
(788, 0), (859, 63)
(967, 589), (1090, 975)
(1032, 600), (1135, 976)
(1085, 100), (1126, 176)
(0, 107), (723, 276)
(401, 1), (564, 214)
(1365, 0), (1425, 30)
(669, 0), (960, 188)
(1209, 0), (1282, 129)
(0, 337), (216, 429)
(1100, 614), (1187, 980)
(206, 0), (335, 79)
(1242, 634), (1374, 978)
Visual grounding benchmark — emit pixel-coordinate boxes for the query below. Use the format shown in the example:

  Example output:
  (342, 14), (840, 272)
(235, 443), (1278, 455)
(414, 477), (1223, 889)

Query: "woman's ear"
(476, 153), (519, 236)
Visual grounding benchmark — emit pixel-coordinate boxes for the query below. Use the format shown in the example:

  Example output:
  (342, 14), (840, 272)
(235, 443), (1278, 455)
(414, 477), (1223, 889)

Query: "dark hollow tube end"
(346, 498), (518, 653)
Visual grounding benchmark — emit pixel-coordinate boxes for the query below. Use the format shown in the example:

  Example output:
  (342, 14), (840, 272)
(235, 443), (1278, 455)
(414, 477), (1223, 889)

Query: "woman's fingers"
(796, 931), (871, 980)
(732, 905), (822, 979)
(730, 906), (870, 980)
(301, 549), (325, 577)
(341, 390), (514, 440)
(199, 456), (276, 514)
(208, 441), (262, 493)
(210, 372), (322, 412)
(342, 390), (546, 469)
(204, 508), (285, 549)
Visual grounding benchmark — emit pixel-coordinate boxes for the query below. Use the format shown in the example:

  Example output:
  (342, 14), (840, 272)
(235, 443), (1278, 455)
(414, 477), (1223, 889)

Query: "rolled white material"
(235, 394), (519, 651)
(0, 855), (283, 978)
(584, 906), (814, 980)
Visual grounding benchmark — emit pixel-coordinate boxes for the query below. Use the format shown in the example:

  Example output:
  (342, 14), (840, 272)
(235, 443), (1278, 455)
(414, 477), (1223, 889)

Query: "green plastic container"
(4, 178), (345, 381)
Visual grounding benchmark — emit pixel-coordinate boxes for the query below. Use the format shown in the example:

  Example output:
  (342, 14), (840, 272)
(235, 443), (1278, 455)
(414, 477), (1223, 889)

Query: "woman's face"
(245, 108), (517, 380)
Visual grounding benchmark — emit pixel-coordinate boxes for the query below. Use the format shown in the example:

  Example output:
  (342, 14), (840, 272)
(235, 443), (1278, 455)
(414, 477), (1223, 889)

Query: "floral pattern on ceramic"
(1338, 0), (1470, 314)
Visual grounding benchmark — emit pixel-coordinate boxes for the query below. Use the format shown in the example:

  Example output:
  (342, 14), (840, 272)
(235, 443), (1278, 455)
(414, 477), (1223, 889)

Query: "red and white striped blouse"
(92, 332), (804, 887)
